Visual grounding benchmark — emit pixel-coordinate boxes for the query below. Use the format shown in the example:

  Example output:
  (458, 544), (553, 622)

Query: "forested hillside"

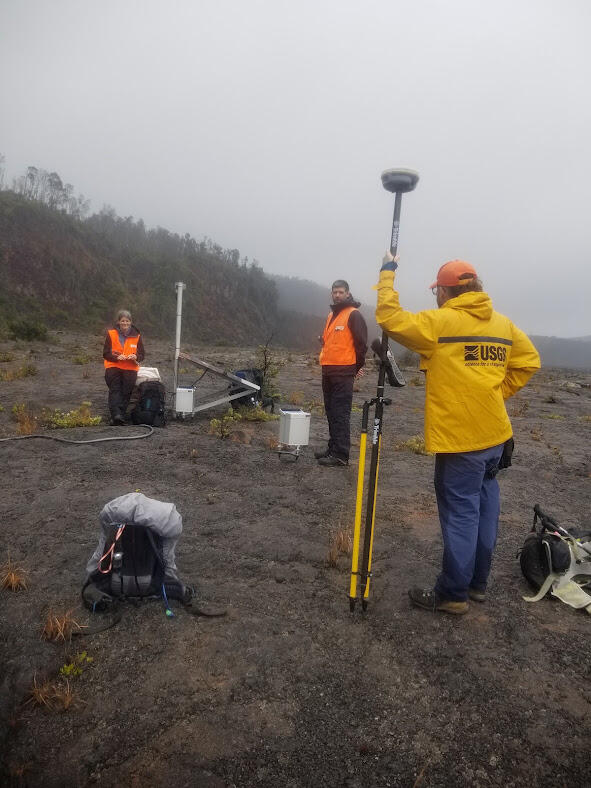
(0, 176), (323, 348)
(1, 160), (588, 367)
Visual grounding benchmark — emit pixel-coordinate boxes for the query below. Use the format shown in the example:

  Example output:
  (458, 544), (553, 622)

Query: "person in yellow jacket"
(103, 309), (145, 425)
(376, 254), (540, 614)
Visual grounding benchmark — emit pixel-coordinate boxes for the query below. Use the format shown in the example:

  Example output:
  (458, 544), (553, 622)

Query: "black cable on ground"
(0, 425), (154, 444)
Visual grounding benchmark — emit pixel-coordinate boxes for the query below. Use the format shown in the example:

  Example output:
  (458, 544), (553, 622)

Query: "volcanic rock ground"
(1, 331), (590, 787)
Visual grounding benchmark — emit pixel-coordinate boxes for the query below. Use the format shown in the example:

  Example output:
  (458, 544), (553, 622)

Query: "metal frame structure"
(176, 352), (260, 415)
(172, 281), (260, 417)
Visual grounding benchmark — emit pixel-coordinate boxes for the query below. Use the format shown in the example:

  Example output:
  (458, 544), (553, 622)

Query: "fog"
(1, 0), (589, 336)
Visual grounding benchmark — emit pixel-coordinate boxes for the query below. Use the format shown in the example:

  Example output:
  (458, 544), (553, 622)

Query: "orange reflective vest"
(319, 306), (357, 366)
(104, 330), (141, 371)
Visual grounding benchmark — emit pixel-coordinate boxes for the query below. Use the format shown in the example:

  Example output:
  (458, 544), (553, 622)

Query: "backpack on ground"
(519, 504), (591, 614)
(82, 493), (226, 619)
(230, 368), (264, 408)
(82, 493), (189, 612)
(131, 381), (166, 427)
(231, 368), (277, 411)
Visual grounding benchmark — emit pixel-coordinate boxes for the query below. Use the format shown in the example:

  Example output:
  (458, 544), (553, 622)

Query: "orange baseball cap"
(429, 260), (477, 289)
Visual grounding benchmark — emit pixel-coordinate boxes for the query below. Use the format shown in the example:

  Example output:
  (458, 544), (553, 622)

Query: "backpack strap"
(522, 573), (556, 602)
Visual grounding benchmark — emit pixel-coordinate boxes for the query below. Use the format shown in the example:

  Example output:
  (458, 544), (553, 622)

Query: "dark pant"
(105, 368), (137, 420)
(433, 444), (504, 602)
(322, 373), (354, 461)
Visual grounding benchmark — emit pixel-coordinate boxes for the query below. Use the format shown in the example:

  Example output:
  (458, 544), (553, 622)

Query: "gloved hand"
(381, 251), (399, 272)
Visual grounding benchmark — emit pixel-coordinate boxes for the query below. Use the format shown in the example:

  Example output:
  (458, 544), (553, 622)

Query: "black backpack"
(519, 505), (575, 591)
(519, 532), (572, 591)
(131, 381), (166, 427)
(230, 368), (264, 408)
(82, 523), (189, 611)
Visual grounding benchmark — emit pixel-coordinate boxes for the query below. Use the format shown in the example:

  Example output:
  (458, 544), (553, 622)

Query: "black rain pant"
(322, 373), (354, 461)
(105, 368), (137, 420)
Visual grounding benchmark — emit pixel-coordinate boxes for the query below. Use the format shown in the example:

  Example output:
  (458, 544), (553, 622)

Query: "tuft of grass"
(288, 390), (304, 406)
(52, 679), (77, 711)
(0, 364), (37, 381)
(326, 529), (353, 567)
(509, 400), (529, 417)
(26, 675), (55, 709)
(267, 436), (279, 450)
(303, 399), (324, 415)
(44, 402), (102, 429)
(0, 352), (15, 362)
(530, 428), (544, 442)
(1, 554), (29, 591)
(543, 394), (558, 404)
(408, 375), (425, 387)
(542, 413), (564, 420)
(72, 354), (91, 365)
(582, 415), (591, 423)
(25, 676), (79, 712)
(41, 609), (83, 642)
(11, 403), (38, 435)
(395, 435), (433, 455)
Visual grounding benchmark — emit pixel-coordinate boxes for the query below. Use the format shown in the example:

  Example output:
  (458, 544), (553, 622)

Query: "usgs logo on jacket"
(464, 344), (507, 366)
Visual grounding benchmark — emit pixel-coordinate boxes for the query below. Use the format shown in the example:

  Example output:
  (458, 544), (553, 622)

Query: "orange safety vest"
(104, 329), (140, 371)
(319, 306), (357, 366)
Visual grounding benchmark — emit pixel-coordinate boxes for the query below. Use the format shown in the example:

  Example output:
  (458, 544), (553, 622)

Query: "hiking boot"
(468, 588), (486, 603)
(111, 414), (125, 426)
(314, 447), (330, 459)
(408, 587), (468, 615)
(317, 454), (348, 467)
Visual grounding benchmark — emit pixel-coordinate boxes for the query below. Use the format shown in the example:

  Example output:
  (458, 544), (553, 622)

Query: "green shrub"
(60, 651), (93, 679)
(209, 408), (241, 438)
(234, 405), (278, 422)
(44, 402), (102, 429)
(8, 319), (48, 341)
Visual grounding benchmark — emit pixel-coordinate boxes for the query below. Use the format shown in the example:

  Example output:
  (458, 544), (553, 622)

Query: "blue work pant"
(433, 444), (504, 602)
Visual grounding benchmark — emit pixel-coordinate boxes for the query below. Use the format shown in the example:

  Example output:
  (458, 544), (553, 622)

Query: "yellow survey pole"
(349, 404), (369, 609)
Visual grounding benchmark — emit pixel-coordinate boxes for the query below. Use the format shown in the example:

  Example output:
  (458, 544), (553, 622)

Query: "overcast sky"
(1, 0), (589, 336)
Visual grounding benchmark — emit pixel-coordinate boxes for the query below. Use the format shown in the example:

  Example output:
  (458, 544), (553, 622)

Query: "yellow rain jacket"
(376, 270), (540, 453)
